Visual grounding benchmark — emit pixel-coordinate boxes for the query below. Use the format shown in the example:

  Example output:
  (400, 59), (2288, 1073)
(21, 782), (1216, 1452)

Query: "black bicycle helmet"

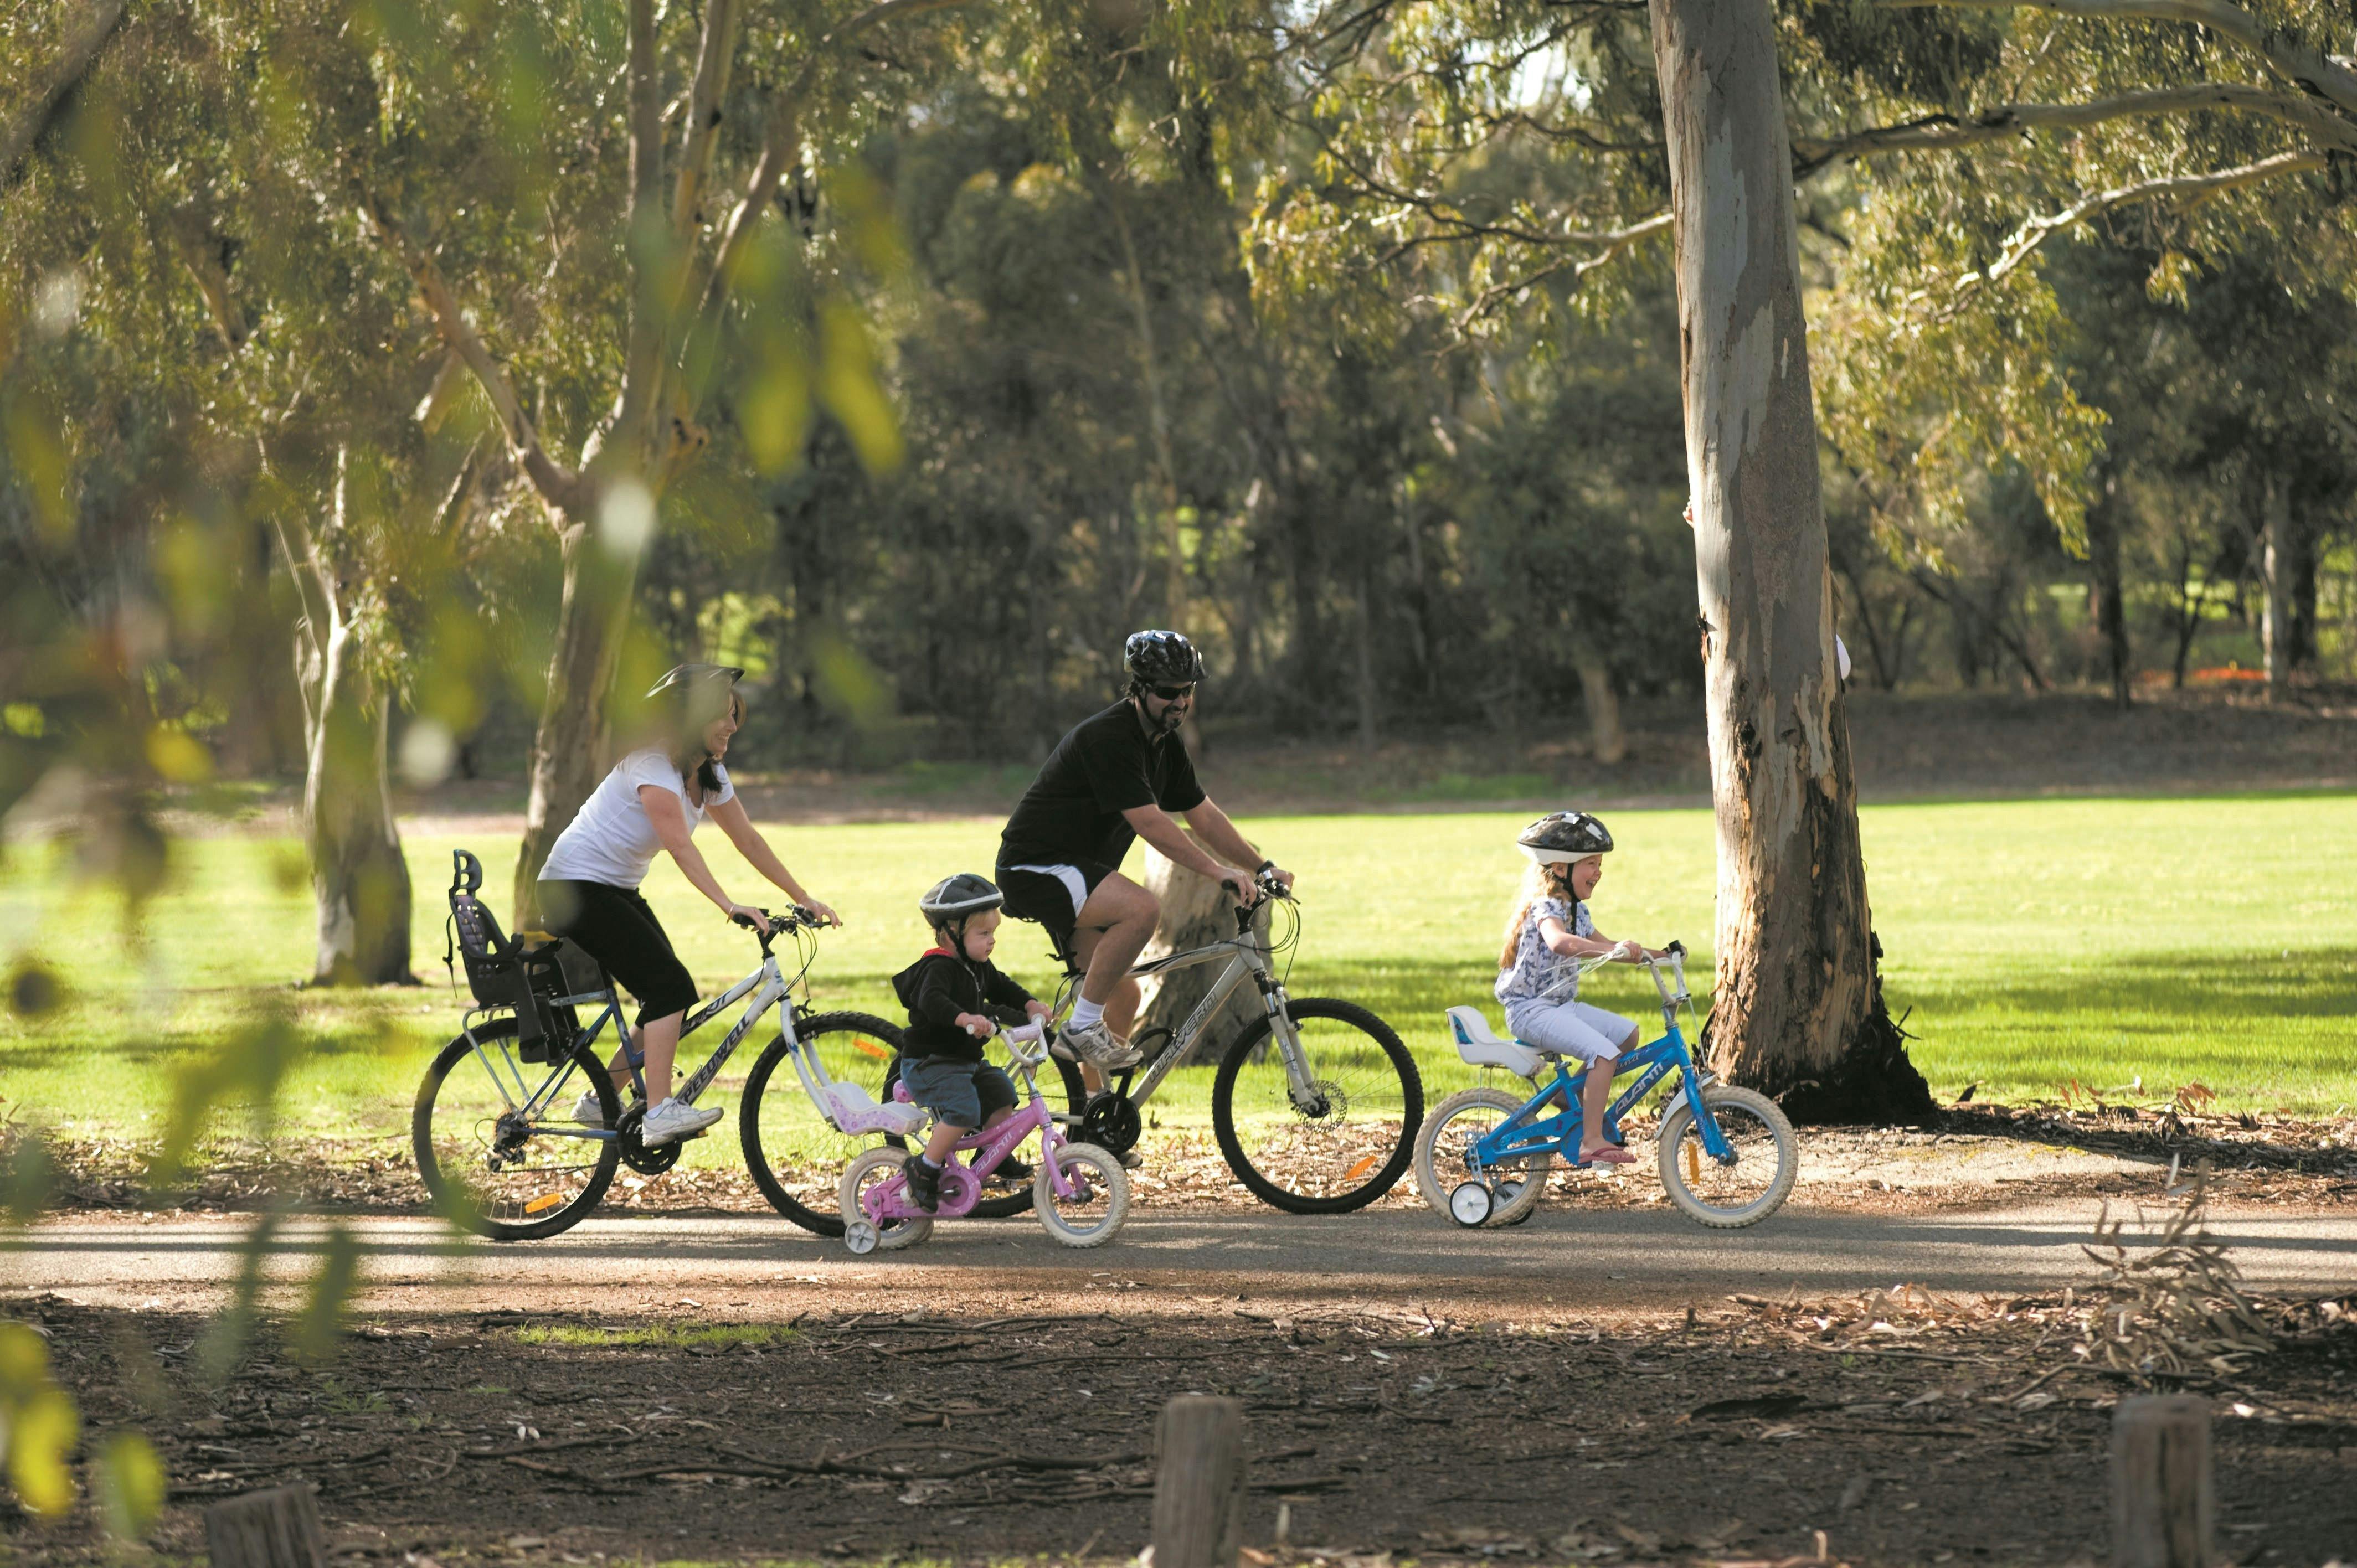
(1123, 630), (1205, 689)
(919, 873), (1003, 947)
(647, 663), (745, 700)
(1517, 811), (1613, 865)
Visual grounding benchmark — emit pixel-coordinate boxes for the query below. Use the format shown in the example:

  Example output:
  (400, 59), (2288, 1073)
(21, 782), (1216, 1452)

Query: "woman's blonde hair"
(1497, 860), (1577, 969)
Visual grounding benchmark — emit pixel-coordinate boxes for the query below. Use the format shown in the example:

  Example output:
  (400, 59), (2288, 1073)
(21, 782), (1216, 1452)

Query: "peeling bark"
(1649, 0), (1932, 1124)
(1136, 851), (1268, 1059)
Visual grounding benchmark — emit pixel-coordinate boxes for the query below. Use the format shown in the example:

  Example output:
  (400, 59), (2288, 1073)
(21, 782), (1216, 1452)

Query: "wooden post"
(1152, 1395), (1247, 1568)
(2112, 1395), (2212, 1568)
(204, 1484), (327, 1568)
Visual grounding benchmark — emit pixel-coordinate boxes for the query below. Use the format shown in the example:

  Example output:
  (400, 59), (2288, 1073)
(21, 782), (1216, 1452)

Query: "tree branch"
(616, 0), (667, 457)
(1, 0), (128, 185)
(1793, 82), (2357, 173)
(1880, 0), (2357, 121)
(1970, 148), (2325, 290)
(672, 0), (745, 239)
(354, 180), (587, 515)
(691, 0), (972, 328)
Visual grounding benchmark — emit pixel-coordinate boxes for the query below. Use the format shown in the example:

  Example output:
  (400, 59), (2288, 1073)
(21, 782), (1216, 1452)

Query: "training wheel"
(843, 1220), (880, 1255)
(1449, 1180), (1495, 1227)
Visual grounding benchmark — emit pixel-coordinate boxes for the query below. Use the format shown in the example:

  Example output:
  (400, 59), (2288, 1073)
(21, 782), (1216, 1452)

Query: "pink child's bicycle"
(836, 1021), (1131, 1252)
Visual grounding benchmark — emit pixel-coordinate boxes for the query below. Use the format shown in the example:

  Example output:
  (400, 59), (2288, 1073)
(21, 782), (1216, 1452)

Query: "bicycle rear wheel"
(1211, 998), (1422, 1213)
(1656, 1085), (1797, 1229)
(1413, 1086), (1550, 1226)
(413, 1020), (621, 1240)
(740, 1011), (907, 1236)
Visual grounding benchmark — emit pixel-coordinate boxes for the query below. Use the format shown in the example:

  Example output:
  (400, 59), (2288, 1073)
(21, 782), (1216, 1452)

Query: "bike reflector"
(523, 1192), (565, 1216)
(853, 1038), (892, 1060)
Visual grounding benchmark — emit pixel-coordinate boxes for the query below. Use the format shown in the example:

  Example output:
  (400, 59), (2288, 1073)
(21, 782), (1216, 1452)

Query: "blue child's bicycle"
(1413, 943), (1797, 1229)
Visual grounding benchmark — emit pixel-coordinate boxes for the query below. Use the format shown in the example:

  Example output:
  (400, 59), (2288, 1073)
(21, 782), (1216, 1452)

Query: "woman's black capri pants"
(538, 880), (697, 1030)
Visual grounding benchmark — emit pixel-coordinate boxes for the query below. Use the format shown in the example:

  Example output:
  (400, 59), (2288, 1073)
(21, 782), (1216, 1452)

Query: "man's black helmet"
(919, 873), (1003, 933)
(647, 663), (745, 700)
(1124, 630), (1205, 688)
(1517, 811), (1613, 865)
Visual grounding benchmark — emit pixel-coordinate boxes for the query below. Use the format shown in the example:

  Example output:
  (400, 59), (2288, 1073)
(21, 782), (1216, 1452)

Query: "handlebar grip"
(1667, 939), (1686, 957)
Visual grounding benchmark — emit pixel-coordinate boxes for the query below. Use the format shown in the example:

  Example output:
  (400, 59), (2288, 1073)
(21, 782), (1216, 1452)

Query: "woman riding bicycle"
(537, 664), (840, 1148)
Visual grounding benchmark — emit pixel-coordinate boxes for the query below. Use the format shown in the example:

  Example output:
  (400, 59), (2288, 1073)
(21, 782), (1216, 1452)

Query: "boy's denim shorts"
(900, 1056), (1017, 1129)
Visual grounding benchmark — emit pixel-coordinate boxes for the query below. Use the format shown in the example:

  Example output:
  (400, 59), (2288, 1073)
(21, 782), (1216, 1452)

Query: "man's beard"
(1155, 704), (1189, 735)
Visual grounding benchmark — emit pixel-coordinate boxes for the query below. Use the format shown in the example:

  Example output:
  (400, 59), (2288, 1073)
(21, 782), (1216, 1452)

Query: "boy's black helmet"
(919, 873), (1003, 931)
(1124, 630), (1205, 687)
(1517, 811), (1613, 865)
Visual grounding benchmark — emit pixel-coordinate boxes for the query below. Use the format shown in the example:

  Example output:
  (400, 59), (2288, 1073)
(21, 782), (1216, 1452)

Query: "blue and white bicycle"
(1413, 943), (1797, 1229)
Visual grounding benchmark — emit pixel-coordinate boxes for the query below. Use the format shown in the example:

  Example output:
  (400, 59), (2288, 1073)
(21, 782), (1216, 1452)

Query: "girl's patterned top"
(1495, 896), (1594, 1009)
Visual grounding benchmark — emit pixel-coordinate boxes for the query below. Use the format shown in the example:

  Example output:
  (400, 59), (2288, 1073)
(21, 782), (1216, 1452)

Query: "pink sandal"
(1578, 1144), (1637, 1166)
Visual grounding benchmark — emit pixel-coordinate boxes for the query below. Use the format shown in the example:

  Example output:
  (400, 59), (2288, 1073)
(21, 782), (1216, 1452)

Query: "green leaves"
(0, 1323), (78, 1520)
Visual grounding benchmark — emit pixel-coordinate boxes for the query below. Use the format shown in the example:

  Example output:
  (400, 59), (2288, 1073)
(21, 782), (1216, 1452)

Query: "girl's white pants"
(1504, 998), (1638, 1064)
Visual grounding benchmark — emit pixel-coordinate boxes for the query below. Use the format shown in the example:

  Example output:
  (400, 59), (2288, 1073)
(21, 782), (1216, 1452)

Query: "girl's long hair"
(1498, 860), (1577, 970)
(665, 684), (745, 798)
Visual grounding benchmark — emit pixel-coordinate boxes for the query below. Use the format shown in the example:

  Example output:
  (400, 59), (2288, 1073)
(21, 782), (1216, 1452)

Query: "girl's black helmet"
(1124, 630), (1205, 687)
(1517, 811), (1613, 865)
(919, 873), (1003, 933)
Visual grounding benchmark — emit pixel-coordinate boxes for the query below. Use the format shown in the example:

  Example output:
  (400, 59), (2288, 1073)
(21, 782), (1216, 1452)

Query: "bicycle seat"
(1445, 1007), (1545, 1078)
(820, 1081), (929, 1138)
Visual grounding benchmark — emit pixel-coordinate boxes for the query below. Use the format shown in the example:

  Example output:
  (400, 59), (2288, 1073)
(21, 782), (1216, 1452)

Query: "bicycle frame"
(1468, 954), (1734, 1170)
(456, 938), (809, 1144)
(1048, 899), (1327, 1113)
(863, 1039), (1093, 1221)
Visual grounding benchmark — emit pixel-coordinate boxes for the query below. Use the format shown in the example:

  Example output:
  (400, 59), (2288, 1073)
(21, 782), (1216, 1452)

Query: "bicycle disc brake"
(615, 1104), (682, 1175)
(1078, 1092), (1143, 1154)
(1290, 1079), (1346, 1122)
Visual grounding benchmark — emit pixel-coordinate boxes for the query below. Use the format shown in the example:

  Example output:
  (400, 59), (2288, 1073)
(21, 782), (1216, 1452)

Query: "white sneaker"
(640, 1096), (723, 1148)
(1061, 1020), (1143, 1071)
(570, 1091), (606, 1126)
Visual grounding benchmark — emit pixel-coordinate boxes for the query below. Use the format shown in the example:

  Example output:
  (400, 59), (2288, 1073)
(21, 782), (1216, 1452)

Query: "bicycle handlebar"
(729, 905), (834, 954)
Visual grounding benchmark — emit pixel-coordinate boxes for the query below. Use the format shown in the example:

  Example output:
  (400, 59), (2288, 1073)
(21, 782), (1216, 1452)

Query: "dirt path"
(14, 1199), (2357, 1321)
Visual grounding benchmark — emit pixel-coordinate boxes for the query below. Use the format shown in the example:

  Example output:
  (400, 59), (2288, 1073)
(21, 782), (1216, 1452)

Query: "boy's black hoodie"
(891, 949), (1037, 1064)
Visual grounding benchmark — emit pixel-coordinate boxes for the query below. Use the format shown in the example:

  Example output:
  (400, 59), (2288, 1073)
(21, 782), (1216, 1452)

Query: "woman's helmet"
(919, 873), (1003, 946)
(1517, 811), (1613, 865)
(1124, 630), (1205, 689)
(647, 664), (745, 700)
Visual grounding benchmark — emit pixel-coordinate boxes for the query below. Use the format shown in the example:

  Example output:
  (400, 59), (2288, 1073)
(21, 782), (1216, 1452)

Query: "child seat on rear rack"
(445, 849), (604, 1063)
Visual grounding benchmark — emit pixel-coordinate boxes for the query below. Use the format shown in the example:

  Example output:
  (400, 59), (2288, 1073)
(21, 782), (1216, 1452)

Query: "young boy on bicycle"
(891, 874), (1053, 1213)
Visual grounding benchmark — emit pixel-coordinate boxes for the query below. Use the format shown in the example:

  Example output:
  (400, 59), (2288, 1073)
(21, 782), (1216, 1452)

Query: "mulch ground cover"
(11, 1270), (2357, 1566)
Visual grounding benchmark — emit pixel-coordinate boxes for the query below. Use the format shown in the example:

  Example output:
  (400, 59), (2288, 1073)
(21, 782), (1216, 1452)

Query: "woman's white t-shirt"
(539, 748), (734, 889)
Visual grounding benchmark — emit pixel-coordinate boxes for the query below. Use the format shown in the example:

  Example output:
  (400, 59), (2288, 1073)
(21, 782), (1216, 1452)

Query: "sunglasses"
(1147, 683), (1196, 702)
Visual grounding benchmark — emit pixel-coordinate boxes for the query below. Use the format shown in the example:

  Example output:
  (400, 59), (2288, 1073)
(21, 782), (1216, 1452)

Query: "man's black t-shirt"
(997, 701), (1206, 871)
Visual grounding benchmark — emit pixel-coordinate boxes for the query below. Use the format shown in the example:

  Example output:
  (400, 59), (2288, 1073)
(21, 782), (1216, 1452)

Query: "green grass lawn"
(3, 794), (2353, 1164)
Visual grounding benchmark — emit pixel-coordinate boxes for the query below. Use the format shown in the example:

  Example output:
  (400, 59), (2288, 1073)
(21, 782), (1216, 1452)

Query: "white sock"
(1070, 997), (1105, 1031)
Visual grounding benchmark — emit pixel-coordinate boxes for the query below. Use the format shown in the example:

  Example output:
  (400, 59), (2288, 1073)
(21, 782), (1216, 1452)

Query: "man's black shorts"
(994, 858), (1119, 958)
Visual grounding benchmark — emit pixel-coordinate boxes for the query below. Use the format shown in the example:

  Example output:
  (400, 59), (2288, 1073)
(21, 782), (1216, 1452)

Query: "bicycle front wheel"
(1656, 1085), (1798, 1229)
(740, 1011), (909, 1236)
(1211, 998), (1422, 1213)
(413, 1021), (621, 1241)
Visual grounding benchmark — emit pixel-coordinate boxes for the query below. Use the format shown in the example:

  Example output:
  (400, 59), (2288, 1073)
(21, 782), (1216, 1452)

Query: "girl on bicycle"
(1495, 811), (1666, 1167)
(537, 664), (839, 1148)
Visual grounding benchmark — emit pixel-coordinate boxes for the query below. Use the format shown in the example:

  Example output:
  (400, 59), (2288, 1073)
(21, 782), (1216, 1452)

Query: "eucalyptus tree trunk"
(279, 469), (413, 988)
(1573, 649), (1627, 763)
(2260, 478), (2292, 692)
(302, 622), (413, 985)
(510, 519), (643, 927)
(2086, 483), (2133, 710)
(1648, 0), (1931, 1122)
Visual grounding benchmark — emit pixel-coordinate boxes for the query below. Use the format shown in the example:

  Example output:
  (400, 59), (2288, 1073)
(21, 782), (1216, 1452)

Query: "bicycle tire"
(1211, 997), (1423, 1214)
(740, 1011), (909, 1236)
(1656, 1084), (1798, 1229)
(1413, 1085), (1551, 1226)
(881, 1049), (1090, 1220)
(1034, 1143), (1130, 1248)
(413, 1020), (622, 1241)
(838, 1146), (932, 1250)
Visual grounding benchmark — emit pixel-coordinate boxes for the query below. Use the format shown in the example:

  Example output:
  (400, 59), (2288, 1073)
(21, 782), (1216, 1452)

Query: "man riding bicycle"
(995, 630), (1294, 1079)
